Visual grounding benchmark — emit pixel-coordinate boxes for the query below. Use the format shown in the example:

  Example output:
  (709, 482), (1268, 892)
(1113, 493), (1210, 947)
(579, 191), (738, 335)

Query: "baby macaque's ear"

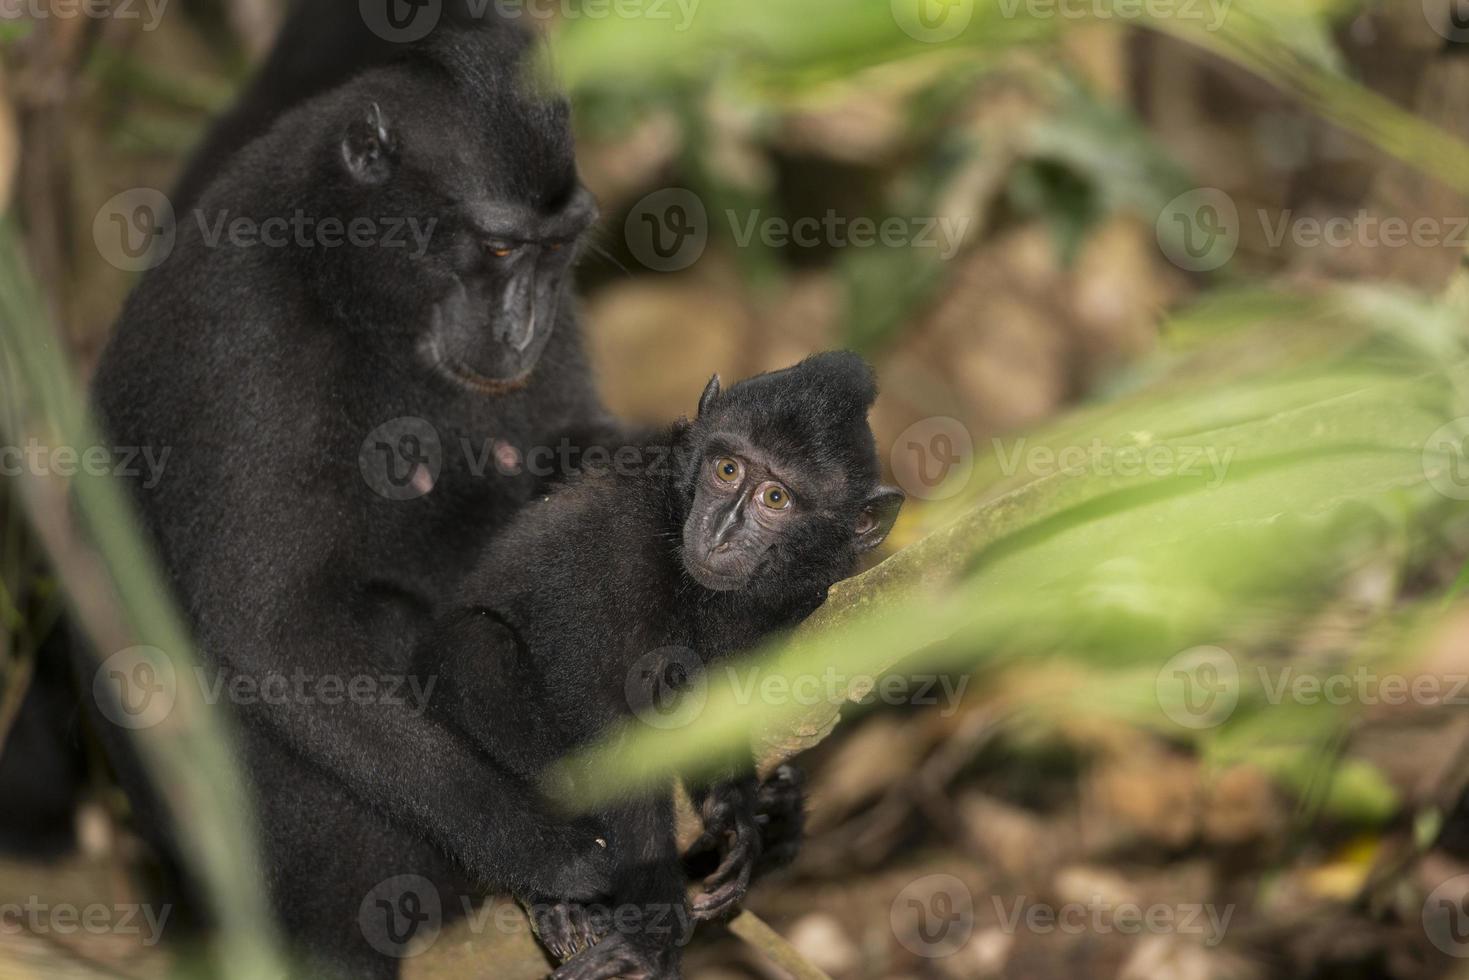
(854, 487), (904, 553)
(341, 102), (396, 185)
(697, 374), (721, 418)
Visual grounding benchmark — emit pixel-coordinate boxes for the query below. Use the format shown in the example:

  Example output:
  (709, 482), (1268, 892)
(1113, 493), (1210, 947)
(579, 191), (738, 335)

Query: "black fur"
(420, 353), (903, 979)
(171, 0), (513, 211)
(0, 627), (86, 857)
(88, 23), (616, 978)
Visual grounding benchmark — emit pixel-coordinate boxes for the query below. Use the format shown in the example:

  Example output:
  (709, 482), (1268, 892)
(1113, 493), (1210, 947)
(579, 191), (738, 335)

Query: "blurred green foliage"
(5, 0), (1469, 974)
(0, 223), (287, 978)
(545, 1), (1469, 833)
(564, 288), (1468, 820)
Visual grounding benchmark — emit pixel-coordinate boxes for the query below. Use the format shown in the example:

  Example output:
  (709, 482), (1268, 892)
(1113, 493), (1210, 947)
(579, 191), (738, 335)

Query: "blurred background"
(5, 1), (1469, 978)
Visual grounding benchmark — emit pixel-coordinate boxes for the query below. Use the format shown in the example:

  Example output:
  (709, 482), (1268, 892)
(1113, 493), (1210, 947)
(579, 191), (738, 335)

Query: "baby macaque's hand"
(687, 764), (807, 921)
(751, 764), (806, 874)
(688, 775), (762, 920)
(528, 901), (607, 965)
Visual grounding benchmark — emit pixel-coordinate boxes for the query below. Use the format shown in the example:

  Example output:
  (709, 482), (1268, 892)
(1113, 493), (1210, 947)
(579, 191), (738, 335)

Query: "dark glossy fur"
(171, 0), (500, 212)
(88, 24), (616, 978)
(420, 353), (902, 979)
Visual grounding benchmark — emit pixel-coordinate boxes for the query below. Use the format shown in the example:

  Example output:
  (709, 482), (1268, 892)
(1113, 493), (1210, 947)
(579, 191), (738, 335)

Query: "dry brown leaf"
(0, 72), (16, 215)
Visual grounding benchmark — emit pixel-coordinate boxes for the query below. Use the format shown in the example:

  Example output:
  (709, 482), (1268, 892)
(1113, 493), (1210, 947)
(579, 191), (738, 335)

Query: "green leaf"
(559, 296), (1469, 804)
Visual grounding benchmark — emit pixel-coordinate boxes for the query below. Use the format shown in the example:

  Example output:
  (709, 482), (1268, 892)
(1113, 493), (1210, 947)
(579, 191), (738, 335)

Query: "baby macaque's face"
(681, 438), (805, 592)
(679, 353), (905, 598)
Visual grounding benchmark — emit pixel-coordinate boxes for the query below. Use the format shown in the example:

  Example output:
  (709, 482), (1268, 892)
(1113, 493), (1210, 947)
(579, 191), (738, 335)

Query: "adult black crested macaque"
(92, 20), (581, 974)
(87, 20), (799, 978)
(421, 352), (904, 979)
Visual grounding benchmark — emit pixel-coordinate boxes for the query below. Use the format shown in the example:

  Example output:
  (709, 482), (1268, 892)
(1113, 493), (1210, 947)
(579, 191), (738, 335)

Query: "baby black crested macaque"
(420, 351), (904, 979)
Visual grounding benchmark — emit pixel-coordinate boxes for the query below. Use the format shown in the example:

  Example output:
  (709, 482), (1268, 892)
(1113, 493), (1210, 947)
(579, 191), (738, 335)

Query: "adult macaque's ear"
(341, 102), (396, 185)
(697, 374), (721, 418)
(854, 486), (904, 553)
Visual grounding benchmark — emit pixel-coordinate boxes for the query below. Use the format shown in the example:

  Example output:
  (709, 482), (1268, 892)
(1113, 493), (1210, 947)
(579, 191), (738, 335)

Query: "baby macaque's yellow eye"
(485, 241), (517, 258)
(714, 457), (741, 483)
(761, 484), (792, 510)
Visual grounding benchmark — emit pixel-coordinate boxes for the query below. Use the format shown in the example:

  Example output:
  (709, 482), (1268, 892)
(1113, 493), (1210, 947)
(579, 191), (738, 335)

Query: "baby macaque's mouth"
(683, 555), (749, 592)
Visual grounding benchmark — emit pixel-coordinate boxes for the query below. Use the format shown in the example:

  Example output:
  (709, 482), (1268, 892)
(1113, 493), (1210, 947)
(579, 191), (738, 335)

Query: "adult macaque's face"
(423, 188), (598, 390)
(333, 84), (594, 390)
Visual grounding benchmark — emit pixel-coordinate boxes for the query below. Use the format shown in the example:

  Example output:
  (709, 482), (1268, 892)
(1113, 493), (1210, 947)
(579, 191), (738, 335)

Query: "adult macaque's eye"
(547, 242), (565, 252)
(484, 241), (517, 258)
(760, 484), (792, 511)
(714, 457), (742, 483)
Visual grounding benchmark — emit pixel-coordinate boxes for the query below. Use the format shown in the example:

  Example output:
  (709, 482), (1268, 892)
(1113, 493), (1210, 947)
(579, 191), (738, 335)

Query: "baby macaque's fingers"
(752, 764), (806, 877)
(549, 932), (672, 980)
(691, 865), (752, 922)
(528, 901), (606, 964)
(703, 820), (760, 890)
